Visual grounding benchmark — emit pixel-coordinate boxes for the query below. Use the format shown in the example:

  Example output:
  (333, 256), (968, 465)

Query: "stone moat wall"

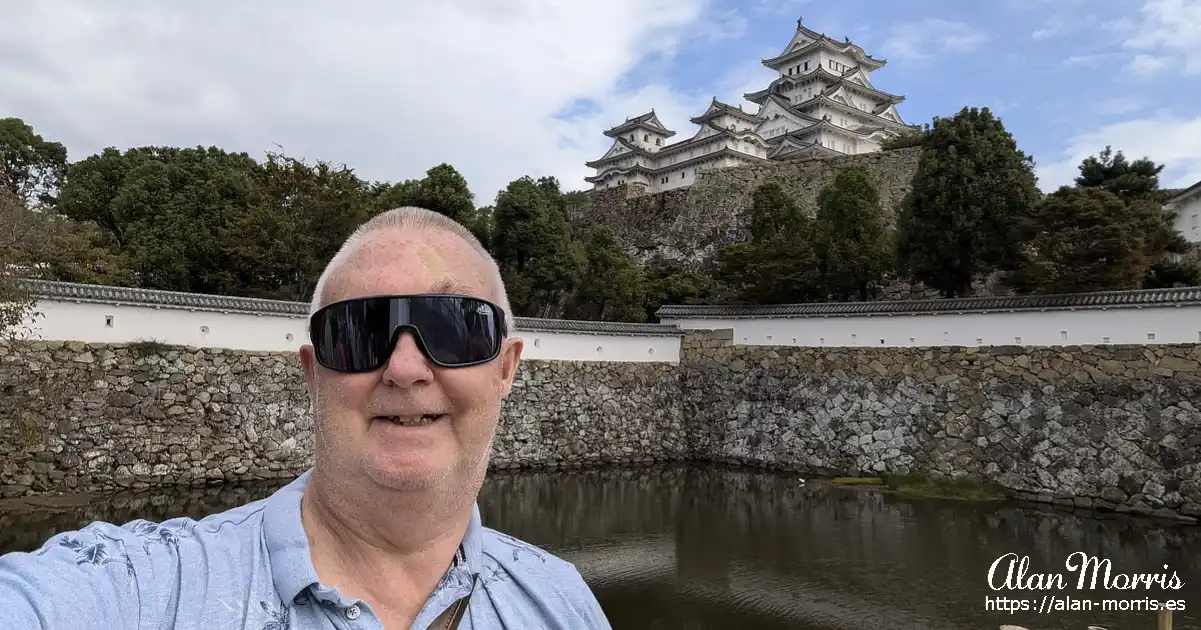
(682, 331), (1201, 523)
(0, 340), (687, 499)
(2, 334), (1199, 522)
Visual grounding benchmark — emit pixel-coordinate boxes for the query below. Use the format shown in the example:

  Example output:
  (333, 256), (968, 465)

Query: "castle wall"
(3, 331), (1198, 523)
(6, 284), (1200, 522)
(682, 330), (1201, 522)
(581, 147), (921, 272)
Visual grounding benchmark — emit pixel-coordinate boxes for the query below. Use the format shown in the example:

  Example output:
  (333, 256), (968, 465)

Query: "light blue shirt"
(0, 470), (612, 629)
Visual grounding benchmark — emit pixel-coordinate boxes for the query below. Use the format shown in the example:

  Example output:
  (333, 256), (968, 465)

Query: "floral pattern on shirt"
(258, 598), (291, 630)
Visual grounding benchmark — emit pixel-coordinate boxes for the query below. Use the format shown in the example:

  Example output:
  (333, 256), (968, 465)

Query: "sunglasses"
(309, 294), (508, 372)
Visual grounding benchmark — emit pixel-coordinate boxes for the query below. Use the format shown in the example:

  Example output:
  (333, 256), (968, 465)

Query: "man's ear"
(497, 337), (523, 398)
(299, 344), (318, 395)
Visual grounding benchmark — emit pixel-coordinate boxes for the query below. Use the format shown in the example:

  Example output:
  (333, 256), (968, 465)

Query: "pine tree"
(895, 106), (1041, 297)
(814, 165), (891, 301)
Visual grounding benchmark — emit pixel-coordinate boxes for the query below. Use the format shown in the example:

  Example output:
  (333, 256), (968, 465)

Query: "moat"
(2, 465), (1197, 629)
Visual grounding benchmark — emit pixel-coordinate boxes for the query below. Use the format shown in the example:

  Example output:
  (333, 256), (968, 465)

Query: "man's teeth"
(379, 414), (442, 426)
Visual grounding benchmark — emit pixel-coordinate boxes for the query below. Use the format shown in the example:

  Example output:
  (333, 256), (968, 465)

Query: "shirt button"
(345, 604), (361, 620)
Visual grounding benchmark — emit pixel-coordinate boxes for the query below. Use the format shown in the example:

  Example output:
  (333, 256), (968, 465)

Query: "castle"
(585, 16), (913, 194)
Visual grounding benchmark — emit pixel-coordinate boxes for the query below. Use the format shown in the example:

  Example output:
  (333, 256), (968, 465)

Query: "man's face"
(299, 227), (522, 493)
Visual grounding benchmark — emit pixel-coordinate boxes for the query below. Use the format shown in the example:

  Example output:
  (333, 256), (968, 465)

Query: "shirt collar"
(262, 468), (487, 603)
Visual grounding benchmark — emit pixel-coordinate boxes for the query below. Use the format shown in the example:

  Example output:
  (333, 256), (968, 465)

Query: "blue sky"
(2, 1), (1198, 203)
(570, 0), (1201, 193)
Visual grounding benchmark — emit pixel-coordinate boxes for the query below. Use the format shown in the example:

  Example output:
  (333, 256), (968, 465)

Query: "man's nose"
(380, 330), (434, 387)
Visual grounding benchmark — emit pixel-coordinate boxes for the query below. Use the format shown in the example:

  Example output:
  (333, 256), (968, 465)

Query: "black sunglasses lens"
(311, 295), (503, 371)
(410, 296), (501, 366)
(310, 298), (393, 371)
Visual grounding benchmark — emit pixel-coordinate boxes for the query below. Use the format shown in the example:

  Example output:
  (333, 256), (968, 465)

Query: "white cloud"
(1093, 96), (1146, 117)
(1036, 114), (1201, 192)
(1062, 53), (1117, 67)
(1131, 54), (1170, 76)
(0, 0), (720, 205)
(1032, 14), (1073, 39)
(881, 19), (989, 63)
(1120, 0), (1201, 75)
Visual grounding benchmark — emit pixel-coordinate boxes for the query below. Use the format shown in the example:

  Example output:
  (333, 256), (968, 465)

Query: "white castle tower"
(585, 16), (911, 193)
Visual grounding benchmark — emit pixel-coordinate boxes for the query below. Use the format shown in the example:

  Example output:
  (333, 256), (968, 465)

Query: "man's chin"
(363, 457), (455, 492)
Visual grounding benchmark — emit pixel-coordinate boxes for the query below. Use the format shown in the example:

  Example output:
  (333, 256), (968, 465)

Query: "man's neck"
(299, 469), (475, 621)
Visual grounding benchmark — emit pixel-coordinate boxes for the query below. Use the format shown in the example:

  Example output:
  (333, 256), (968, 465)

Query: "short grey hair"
(308, 206), (514, 333)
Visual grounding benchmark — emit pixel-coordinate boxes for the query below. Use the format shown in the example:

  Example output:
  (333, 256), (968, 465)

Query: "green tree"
(491, 176), (584, 317)
(0, 118), (68, 209)
(408, 163), (474, 222)
(641, 259), (715, 322)
(0, 191), (38, 339)
(228, 151), (377, 301)
(1073, 146), (1199, 288)
(372, 164), (491, 250)
(715, 180), (821, 304)
(57, 146), (261, 294)
(879, 123), (931, 150)
(895, 106), (1041, 297)
(565, 227), (645, 321)
(814, 165), (891, 301)
(1005, 186), (1159, 293)
(1076, 146), (1164, 203)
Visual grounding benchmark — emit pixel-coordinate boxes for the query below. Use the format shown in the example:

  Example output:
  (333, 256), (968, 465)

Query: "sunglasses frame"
(308, 293), (509, 373)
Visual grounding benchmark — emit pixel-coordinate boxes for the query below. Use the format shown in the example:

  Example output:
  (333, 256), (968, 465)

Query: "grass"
(830, 473), (1008, 501)
(830, 477), (884, 485)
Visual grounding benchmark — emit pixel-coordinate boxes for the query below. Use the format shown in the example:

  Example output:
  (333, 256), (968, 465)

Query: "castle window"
(804, 61), (809, 71)
(655, 138), (661, 145)
(629, 134), (634, 140)
(644, 133), (649, 141)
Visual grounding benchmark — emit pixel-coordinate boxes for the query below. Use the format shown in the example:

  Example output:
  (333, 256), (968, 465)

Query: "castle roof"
(689, 98), (761, 125)
(584, 146), (769, 183)
(1167, 179), (1201, 204)
(603, 110), (676, 138)
(584, 136), (652, 168)
(766, 137), (842, 160)
(744, 66), (904, 107)
(657, 286), (1201, 319)
(792, 94), (909, 130)
(762, 17), (886, 72)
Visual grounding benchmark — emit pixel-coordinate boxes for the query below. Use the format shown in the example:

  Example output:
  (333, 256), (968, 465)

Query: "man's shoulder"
(58, 494), (269, 556)
(477, 526), (579, 579)
(0, 496), (272, 628)
(475, 527), (610, 627)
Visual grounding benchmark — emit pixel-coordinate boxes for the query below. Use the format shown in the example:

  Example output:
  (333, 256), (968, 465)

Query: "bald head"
(309, 207), (513, 332)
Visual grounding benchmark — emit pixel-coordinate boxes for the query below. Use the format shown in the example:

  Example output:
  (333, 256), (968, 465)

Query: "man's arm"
(0, 525), (143, 629)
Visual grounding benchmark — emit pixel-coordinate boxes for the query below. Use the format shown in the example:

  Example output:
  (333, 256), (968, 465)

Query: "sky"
(2, 0), (1199, 207)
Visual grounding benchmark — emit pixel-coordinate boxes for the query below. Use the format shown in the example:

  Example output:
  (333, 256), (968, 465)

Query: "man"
(0, 207), (612, 629)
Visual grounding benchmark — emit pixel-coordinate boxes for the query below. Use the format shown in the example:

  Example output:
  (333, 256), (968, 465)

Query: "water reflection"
(2, 465), (1197, 630)
(481, 466), (1200, 630)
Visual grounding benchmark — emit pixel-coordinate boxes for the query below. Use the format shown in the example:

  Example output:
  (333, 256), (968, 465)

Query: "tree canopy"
(1, 111), (1197, 339)
(895, 106), (1042, 297)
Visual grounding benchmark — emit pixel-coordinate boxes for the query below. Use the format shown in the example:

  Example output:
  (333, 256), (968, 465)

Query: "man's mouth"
(373, 414), (446, 427)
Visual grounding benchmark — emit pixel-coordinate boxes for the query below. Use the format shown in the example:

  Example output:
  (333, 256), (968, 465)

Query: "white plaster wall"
(18, 299), (682, 363)
(820, 51), (856, 75)
(858, 136), (883, 153)
(662, 306), (1201, 347)
(1170, 191), (1200, 244)
(515, 330), (679, 363)
(22, 299), (309, 351)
